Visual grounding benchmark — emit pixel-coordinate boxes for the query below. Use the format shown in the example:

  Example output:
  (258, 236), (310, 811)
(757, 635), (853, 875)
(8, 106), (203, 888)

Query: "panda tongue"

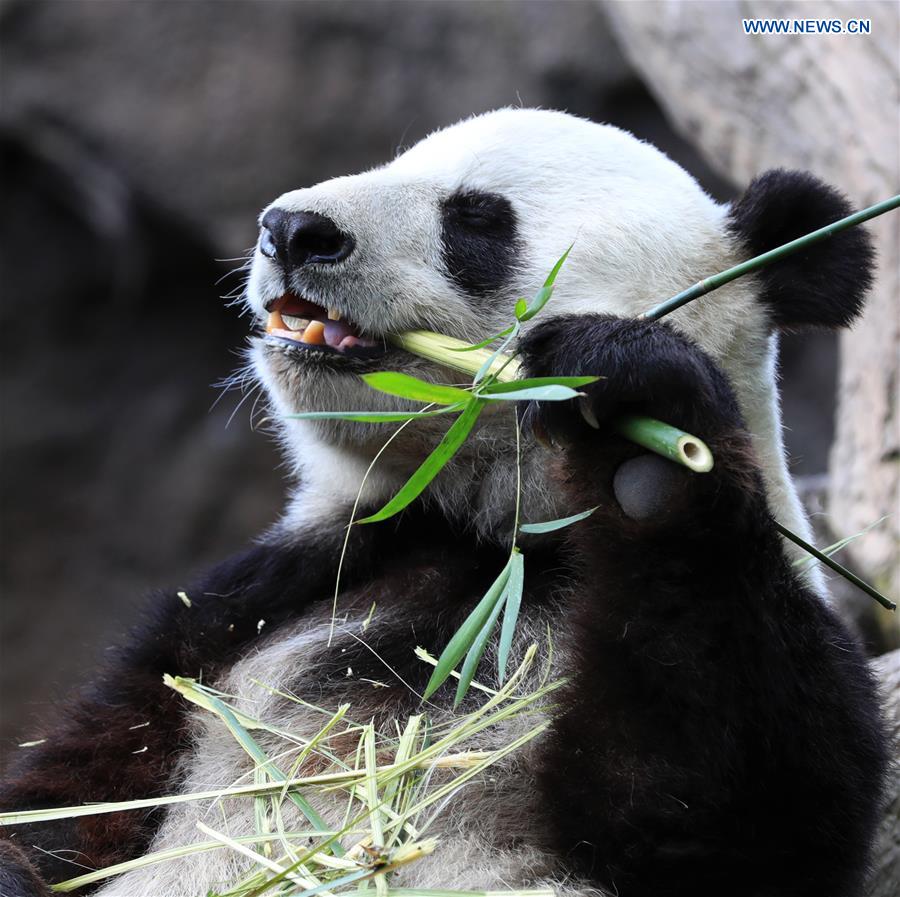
(323, 318), (356, 349)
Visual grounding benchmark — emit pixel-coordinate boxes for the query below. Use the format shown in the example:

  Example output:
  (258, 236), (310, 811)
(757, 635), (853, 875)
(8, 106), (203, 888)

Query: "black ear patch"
(727, 170), (875, 330)
(440, 190), (520, 299)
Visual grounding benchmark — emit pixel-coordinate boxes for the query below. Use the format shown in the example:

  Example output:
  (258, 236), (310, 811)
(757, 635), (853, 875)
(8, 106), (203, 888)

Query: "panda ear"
(727, 170), (875, 330)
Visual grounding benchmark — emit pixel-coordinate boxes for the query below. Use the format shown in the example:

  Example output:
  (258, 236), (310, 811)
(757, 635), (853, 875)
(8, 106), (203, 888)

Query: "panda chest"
(141, 593), (567, 893)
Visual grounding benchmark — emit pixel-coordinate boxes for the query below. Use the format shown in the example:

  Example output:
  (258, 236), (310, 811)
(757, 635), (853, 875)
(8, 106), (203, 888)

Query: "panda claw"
(579, 397), (600, 430)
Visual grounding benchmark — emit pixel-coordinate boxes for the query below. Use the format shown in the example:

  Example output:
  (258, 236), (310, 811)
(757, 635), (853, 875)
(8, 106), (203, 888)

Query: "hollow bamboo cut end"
(613, 415), (714, 474)
(676, 434), (714, 473)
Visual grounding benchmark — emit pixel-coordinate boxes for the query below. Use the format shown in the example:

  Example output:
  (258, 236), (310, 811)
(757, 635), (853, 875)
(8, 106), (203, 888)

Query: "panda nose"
(259, 209), (355, 269)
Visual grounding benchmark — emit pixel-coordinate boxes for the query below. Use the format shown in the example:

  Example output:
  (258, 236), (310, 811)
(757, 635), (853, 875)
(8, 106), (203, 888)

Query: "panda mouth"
(264, 294), (386, 358)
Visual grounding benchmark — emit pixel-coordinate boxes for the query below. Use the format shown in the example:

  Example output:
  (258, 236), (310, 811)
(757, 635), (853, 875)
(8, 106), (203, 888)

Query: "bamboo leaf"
(792, 516), (888, 570)
(422, 559), (513, 701)
(496, 549), (524, 683)
(361, 372), (472, 404)
(514, 297), (528, 319)
(479, 385), (585, 402)
(454, 588), (507, 708)
(473, 322), (520, 384)
(447, 325), (516, 352)
(479, 376), (599, 395)
(358, 399), (486, 524)
(519, 506), (599, 534)
(287, 406), (464, 423)
(51, 831), (337, 893)
(516, 244), (573, 322)
(163, 676), (342, 854)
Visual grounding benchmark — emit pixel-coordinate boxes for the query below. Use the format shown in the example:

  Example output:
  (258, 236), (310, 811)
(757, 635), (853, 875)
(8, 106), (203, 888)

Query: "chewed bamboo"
(388, 330), (522, 381)
(387, 330), (714, 474)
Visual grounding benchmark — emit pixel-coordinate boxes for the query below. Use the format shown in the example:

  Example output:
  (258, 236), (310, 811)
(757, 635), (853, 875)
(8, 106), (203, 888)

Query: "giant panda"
(0, 109), (888, 897)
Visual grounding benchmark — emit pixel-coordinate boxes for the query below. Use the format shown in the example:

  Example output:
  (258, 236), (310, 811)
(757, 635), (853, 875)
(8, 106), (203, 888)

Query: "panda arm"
(518, 315), (887, 896)
(0, 535), (349, 891)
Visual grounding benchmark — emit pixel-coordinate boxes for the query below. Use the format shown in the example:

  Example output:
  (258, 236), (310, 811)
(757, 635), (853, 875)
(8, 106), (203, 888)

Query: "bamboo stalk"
(387, 330), (713, 473)
(641, 194), (900, 321)
(775, 522), (896, 611)
(388, 330), (521, 381)
(613, 414), (714, 473)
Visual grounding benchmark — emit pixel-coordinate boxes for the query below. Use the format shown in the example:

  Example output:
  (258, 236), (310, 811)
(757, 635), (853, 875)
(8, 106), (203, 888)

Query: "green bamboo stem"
(642, 194), (900, 321)
(775, 522), (896, 611)
(387, 331), (713, 474)
(613, 414), (714, 473)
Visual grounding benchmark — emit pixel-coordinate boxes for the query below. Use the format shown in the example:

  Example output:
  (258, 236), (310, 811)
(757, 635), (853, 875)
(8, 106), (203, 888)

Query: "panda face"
(246, 109), (758, 434)
(244, 108), (869, 564)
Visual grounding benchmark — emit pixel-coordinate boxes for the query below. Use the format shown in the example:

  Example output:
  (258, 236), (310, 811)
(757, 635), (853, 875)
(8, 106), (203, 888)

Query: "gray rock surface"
(3, 0), (678, 253)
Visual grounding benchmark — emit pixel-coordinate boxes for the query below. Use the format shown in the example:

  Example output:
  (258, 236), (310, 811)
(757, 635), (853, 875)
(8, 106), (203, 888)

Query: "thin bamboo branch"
(642, 195), (900, 321)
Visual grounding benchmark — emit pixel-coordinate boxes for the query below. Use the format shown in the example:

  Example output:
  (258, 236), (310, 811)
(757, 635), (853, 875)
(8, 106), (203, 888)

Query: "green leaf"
(473, 322), (520, 384)
(516, 244), (573, 322)
(361, 371), (472, 404)
(480, 376), (599, 395)
(166, 678), (340, 854)
(519, 506), (599, 534)
(447, 325), (516, 352)
(792, 516), (888, 570)
(358, 398), (487, 524)
(514, 298), (528, 319)
(496, 549), (524, 683)
(480, 385), (586, 402)
(422, 559), (513, 701)
(287, 406), (464, 423)
(454, 585), (507, 708)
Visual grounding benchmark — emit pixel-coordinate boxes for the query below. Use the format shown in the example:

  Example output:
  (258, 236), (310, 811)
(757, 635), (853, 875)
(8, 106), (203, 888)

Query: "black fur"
(0, 536), (339, 886)
(440, 189), (520, 298)
(520, 315), (888, 896)
(727, 170), (875, 330)
(1, 315), (888, 897)
(0, 840), (52, 897)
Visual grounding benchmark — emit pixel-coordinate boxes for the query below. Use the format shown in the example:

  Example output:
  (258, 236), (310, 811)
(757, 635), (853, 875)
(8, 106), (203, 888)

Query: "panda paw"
(516, 313), (743, 446)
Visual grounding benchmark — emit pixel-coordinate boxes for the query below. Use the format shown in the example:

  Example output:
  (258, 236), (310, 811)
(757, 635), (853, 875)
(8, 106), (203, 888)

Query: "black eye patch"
(440, 190), (520, 299)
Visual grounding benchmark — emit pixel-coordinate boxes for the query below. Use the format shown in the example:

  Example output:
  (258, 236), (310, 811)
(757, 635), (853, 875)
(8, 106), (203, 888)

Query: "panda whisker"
(224, 384), (262, 429)
(248, 388), (268, 430)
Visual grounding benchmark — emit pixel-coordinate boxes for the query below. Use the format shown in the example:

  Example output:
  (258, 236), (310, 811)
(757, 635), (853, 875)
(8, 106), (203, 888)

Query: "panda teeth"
(281, 315), (310, 332)
(327, 308), (341, 321)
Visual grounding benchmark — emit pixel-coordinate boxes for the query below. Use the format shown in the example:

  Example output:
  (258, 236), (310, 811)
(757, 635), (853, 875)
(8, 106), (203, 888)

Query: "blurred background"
(1, 0), (897, 749)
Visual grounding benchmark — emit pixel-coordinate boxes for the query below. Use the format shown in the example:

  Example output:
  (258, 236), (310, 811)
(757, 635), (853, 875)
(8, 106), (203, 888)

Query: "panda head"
(245, 108), (873, 540)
